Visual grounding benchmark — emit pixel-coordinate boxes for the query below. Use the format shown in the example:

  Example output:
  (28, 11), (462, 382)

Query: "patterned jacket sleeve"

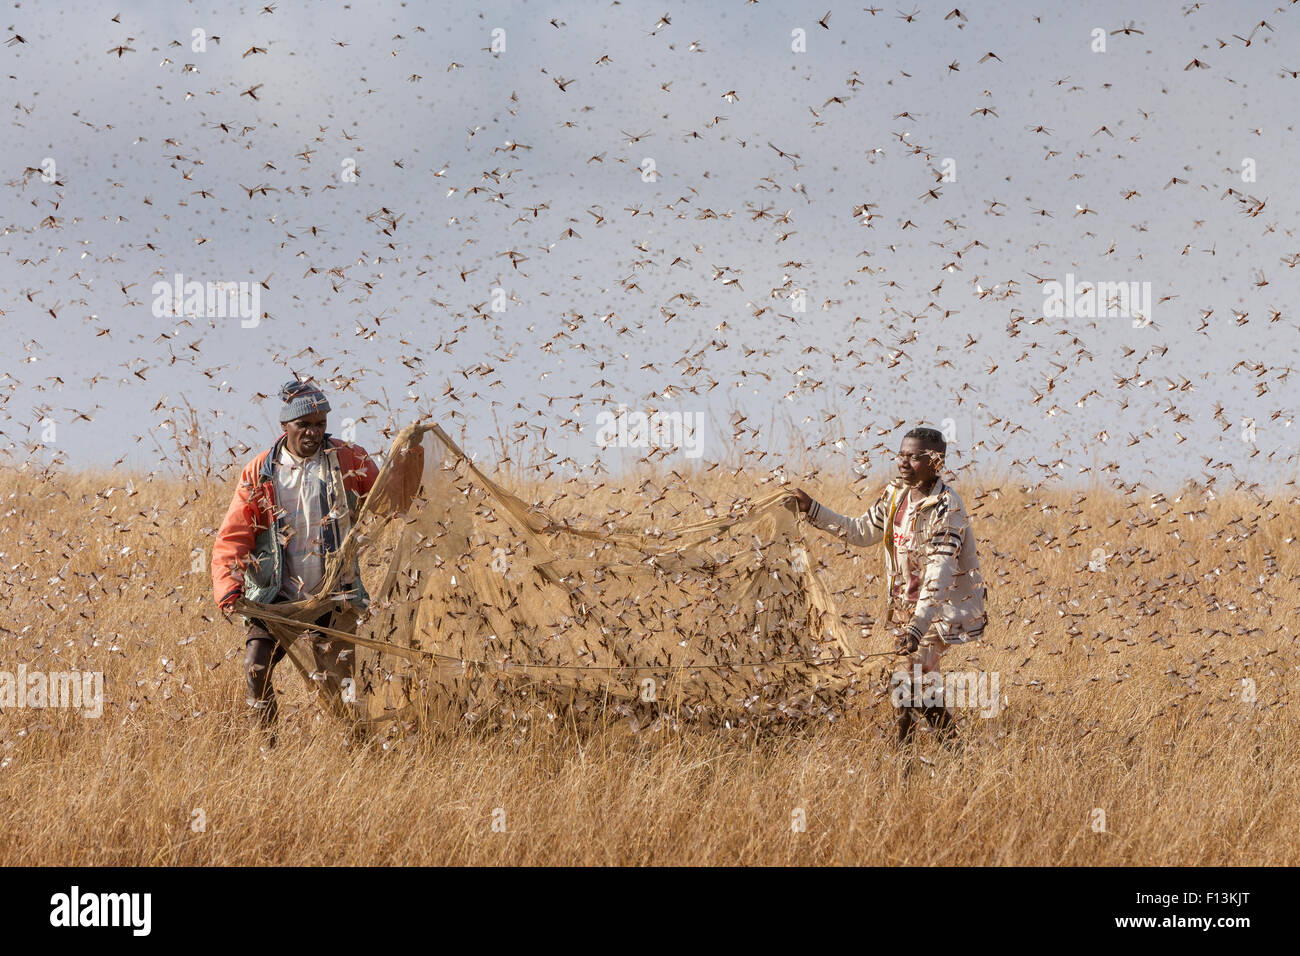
(805, 486), (892, 548)
(904, 495), (966, 643)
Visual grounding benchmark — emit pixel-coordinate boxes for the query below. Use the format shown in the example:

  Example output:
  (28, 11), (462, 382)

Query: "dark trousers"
(244, 604), (360, 725)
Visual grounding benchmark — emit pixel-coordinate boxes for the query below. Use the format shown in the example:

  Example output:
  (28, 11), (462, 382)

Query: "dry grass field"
(1, 462), (1296, 866)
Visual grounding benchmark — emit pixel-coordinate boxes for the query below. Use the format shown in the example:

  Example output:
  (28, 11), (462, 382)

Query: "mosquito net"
(239, 422), (872, 732)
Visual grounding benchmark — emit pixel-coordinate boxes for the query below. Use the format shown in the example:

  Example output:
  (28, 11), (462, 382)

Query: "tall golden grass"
(0, 463), (1295, 865)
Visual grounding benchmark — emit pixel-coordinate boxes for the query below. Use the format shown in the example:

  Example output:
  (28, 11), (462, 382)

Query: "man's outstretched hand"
(790, 488), (813, 514)
(893, 627), (920, 656)
(218, 590), (242, 619)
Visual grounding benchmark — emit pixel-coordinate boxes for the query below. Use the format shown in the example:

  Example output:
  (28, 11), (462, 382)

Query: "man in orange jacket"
(212, 380), (379, 738)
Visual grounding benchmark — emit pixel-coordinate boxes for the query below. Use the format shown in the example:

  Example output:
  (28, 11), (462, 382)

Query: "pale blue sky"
(2, 0), (1298, 491)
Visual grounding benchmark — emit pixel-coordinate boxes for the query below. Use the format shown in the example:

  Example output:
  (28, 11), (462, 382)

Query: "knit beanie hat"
(278, 380), (331, 423)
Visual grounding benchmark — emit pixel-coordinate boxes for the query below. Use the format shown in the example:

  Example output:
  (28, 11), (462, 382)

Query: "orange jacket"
(212, 434), (380, 610)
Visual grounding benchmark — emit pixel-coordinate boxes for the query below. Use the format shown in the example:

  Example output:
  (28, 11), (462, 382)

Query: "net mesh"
(241, 422), (873, 732)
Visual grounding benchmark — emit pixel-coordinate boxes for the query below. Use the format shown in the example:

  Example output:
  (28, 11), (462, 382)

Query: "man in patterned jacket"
(212, 380), (379, 740)
(791, 426), (988, 743)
